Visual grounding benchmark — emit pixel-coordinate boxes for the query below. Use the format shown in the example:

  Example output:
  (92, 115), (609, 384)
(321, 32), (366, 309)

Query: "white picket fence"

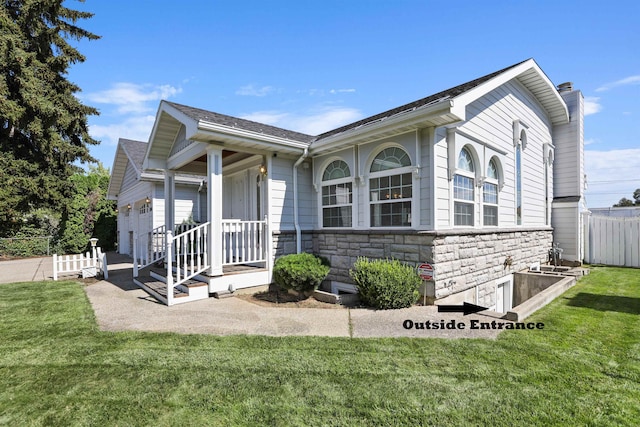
(53, 248), (109, 280)
(584, 215), (640, 267)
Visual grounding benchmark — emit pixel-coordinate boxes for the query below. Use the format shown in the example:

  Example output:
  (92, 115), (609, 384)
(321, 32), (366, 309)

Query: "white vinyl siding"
(456, 79), (552, 227)
(435, 128), (451, 229)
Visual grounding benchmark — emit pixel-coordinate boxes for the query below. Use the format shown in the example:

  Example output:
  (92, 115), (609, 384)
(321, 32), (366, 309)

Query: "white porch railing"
(222, 218), (268, 265)
(134, 218), (269, 305)
(166, 222), (210, 305)
(134, 225), (167, 271)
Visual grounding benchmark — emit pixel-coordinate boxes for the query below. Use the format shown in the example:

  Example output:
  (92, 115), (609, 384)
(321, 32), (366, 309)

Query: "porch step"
(135, 266), (208, 305)
(134, 275), (189, 300)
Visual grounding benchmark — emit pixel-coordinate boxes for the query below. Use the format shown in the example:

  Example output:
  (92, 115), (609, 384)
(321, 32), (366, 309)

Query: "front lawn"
(0, 267), (638, 426)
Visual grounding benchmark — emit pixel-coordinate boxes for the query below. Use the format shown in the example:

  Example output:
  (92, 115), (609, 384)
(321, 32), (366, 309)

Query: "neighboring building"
(109, 58), (586, 307)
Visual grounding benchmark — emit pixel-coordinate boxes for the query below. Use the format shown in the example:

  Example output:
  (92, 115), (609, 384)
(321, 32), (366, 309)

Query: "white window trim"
(482, 158), (500, 227)
(364, 144), (416, 229)
(367, 165), (415, 229)
(453, 170), (476, 227)
(452, 146), (477, 228)
(321, 177), (354, 229)
(317, 158), (355, 229)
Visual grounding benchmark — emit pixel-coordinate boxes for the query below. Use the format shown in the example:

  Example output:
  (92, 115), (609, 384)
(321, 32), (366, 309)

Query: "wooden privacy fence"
(53, 247), (108, 280)
(584, 215), (640, 267)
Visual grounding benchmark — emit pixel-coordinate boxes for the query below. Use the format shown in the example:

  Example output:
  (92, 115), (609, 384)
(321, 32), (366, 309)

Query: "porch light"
(127, 203), (131, 210)
(145, 196), (151, 204)
(115, 208), (119, 214)
(259, 164), (267, 175)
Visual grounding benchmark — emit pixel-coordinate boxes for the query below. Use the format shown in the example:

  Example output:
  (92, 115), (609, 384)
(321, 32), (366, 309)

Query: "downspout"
(293, 148), (309, 253)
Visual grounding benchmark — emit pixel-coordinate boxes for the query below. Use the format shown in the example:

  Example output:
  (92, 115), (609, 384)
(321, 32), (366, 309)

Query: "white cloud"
(90, 115), (156, 146)
(240, 106), (363, 135)
(596, 75), (640, 92)
(235, 85), (275, 97)
(584, 148), (640, 207)
(329, 88), (356, 94)
(86, 83), (182, 114)
(583, 96), (602, 116)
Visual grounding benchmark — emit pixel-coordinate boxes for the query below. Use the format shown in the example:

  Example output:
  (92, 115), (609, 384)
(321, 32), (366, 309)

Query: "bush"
(349, 257), (421, 309)
(273, 253), (330, 293)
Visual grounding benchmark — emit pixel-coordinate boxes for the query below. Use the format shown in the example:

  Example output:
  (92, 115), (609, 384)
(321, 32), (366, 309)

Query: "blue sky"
(67, 0), (640, 208)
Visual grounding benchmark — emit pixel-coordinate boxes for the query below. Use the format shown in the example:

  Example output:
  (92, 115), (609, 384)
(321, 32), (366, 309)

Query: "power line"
(588, 179), (640, 184)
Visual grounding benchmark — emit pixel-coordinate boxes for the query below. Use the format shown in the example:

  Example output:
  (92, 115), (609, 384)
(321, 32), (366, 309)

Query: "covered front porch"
(129, 101), (312, 305)
(131, 146), (272, 305)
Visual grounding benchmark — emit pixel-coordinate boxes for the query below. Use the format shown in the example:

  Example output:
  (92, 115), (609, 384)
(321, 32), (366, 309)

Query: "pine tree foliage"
(0, 0), (99, 236)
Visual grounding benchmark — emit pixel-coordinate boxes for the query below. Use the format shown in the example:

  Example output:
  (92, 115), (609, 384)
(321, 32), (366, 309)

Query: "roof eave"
(195, 121), (310, 154)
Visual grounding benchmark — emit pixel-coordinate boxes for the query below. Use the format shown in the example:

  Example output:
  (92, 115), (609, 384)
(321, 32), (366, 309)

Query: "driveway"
(0, 256), (53, 284)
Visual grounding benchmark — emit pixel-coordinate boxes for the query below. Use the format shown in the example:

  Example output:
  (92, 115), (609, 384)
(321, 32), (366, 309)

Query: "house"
(106, 138), (205, 262)
(110, 58), (586, 307)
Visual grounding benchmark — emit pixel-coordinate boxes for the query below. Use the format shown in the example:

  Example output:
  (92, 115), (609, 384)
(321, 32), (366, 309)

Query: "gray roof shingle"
(166, 102), (316, 144)
(315, 59), (529, 140)
(163, 59), (529, 145)
(119, 138), (147, 172)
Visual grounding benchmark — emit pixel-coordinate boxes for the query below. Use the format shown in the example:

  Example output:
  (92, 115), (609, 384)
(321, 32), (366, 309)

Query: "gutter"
(293, 148), (309, 253)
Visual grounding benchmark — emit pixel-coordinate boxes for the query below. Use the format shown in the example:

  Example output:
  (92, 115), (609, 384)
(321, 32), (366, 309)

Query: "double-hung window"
(454, 147), (475, 226)
(483, 158), (499, 226)
(321, 160), (352, 227)
(369, 147), (413, 227)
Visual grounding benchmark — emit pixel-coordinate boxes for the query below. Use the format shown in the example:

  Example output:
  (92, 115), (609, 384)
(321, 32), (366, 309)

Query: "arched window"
(454, 147), (475, 226)
(321, 160), (352, 227)
(483, 158), (499, 226)
(369, 147), (413, 227)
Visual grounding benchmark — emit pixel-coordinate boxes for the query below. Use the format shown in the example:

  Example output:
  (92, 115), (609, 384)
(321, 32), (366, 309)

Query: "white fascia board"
(145, 157), (167, 171)
(167, 141), (208, 171)
(310, 99), (458, 154)
(107, 145), (126, 198)
(140, 172), (203, 185)
(454, 59), (569, 125)
(197, 121), (309, 153)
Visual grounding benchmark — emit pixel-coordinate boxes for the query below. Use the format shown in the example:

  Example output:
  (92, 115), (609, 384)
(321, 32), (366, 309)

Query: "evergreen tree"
(57, 164), (116, 254)
(0, 0), (99, 236)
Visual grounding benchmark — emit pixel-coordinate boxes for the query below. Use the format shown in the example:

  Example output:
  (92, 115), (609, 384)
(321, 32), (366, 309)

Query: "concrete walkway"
(2, 253), (508, 339)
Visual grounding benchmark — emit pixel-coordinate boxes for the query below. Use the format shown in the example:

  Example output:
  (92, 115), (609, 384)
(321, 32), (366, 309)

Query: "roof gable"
(107, 138), (148, 199)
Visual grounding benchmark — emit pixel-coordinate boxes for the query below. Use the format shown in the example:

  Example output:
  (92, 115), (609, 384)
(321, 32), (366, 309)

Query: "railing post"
(133, 233), (139, 278)
(166, 230), (174, 306)
(53, 254), (58, 281)
(264, 214), (271, 271)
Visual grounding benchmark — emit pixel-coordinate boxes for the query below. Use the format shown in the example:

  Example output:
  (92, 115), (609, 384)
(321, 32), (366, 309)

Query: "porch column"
(207, 146), (224, 276)
(164, 170), (176, 234)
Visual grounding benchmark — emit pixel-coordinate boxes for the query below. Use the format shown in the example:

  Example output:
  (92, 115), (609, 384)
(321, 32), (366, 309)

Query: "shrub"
(273, 253), (331, 293)
(349, 257), (421, 309)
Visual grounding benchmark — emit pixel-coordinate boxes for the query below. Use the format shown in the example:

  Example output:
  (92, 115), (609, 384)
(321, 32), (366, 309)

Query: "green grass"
(1, 267), (639, 426)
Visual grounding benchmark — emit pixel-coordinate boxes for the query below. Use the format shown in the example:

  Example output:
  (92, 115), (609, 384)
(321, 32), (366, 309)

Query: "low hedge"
(273, 253), (330, 293)
(349, 257), (421, 309)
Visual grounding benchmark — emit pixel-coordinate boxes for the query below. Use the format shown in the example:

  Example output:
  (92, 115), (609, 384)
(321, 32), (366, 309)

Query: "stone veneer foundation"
(273, 228), (553, 304)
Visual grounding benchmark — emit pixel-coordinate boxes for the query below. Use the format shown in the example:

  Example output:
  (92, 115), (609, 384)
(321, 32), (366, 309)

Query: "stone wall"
(310, 228), (553, 302)
(431, 229), (553, 300)
(272, 230), (313, 258)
